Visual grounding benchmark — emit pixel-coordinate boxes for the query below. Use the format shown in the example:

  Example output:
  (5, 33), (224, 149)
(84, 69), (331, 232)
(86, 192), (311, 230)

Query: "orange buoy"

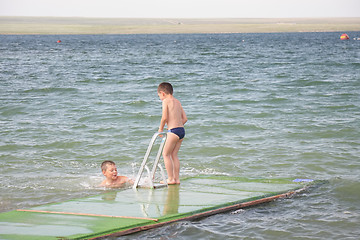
(340, 33), (349, 40)
(57, 40), (62, 43)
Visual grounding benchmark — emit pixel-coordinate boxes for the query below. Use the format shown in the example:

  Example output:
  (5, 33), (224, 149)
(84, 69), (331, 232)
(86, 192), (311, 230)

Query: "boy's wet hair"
(101, 160), (115, 172)
(158, 82), (173, 95)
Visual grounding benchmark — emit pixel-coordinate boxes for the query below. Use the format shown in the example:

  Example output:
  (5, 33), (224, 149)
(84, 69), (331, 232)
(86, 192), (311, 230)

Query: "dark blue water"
(1, 32), (359, 239)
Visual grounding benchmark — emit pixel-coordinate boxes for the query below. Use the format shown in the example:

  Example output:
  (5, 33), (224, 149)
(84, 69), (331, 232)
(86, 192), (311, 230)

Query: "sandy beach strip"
(1, 17), (360, 34)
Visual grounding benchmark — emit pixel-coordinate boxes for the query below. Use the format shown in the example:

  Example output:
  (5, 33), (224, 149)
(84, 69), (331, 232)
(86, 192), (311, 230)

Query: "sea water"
(0, 32), (359, 239)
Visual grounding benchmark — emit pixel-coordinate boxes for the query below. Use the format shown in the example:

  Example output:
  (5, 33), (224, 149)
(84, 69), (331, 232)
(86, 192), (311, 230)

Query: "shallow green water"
(0, 32), (359, 239)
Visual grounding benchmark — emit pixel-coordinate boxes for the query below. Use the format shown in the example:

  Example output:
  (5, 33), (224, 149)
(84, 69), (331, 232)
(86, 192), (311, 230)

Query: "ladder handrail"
(151, 136), (167, 179)
(133, 132), (167, 189)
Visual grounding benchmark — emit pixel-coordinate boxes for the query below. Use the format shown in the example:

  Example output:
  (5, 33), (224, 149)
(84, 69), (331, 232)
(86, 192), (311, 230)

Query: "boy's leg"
(171, 139), (183, 184)
(162, 133), (180, 184)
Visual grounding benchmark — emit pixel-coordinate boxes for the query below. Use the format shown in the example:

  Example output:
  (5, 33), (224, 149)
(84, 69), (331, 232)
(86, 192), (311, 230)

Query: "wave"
(23, 87), (78, 94)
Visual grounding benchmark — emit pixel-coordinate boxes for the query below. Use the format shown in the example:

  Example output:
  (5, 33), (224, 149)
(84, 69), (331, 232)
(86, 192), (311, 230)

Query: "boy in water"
(100, 161), (134, 188)
(157, 82), (187, 185)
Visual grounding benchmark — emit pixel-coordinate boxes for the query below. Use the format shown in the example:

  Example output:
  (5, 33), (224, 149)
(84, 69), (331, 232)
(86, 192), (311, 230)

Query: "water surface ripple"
(0, 32), (359, 239)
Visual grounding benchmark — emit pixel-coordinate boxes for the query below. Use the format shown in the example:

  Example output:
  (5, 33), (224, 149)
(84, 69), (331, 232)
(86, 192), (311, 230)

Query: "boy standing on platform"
(157, 82), (187, 185)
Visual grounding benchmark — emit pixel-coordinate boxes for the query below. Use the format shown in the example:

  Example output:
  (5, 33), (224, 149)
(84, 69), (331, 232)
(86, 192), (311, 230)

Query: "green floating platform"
(0, 176), (314, 240)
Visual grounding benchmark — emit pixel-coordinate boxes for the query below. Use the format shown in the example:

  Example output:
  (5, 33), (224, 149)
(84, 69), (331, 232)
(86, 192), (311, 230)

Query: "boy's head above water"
(101, 160), (115, 171)
(101, 160), (117, 179)
(100, 161), (134, 188)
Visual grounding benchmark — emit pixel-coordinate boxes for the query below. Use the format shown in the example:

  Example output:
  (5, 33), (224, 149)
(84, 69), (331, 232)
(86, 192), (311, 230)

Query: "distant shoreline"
(1, 16), (360, 35)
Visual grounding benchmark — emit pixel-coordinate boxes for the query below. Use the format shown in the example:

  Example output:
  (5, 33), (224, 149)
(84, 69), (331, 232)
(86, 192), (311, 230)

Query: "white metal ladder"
(133, 132), (168, 189)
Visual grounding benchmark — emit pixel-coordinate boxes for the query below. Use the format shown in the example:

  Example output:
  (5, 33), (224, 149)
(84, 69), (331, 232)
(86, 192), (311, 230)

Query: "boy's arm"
(181, 105), (187, 125)
(158, 100), (168, 132)
(127, 177), (134, 185)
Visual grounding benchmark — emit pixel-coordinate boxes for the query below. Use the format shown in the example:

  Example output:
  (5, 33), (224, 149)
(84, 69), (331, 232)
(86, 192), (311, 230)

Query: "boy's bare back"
(162, 96), (186, 130)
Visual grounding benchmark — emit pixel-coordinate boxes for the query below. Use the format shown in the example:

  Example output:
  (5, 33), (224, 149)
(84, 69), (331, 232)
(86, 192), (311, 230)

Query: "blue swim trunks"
(168, 127), (185, 139)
